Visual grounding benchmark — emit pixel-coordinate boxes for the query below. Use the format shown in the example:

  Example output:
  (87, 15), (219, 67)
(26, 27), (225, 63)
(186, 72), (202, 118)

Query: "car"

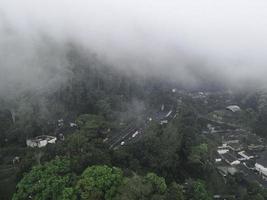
(160, 120), (168, 125)
(132, 131), (139, 138)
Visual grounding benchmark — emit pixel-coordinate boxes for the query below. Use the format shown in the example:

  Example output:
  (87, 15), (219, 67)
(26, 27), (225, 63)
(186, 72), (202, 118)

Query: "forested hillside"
(0, 45), (267, 200)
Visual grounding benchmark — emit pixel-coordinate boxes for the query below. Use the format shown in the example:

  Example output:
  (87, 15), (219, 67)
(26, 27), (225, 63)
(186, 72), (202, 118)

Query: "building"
(219, 140), (243, 152)
(248, 144), (265, 152)
(70, 122), (78, 128)
(255, 152), (267, 180)
(217, 166), (238, 177)
(226, 105), (241, 113)
(26, 135), (57, 148)
(12, 156), (20, 165)
(221, 152), (240, 166)
(228, 143), (243, 152)
(255, 163), (267, 180)
(217, 143), (230, 154)
(58, 119), (64, 127)
(237, 151), (254, 161)
(217, 144), (229, 155)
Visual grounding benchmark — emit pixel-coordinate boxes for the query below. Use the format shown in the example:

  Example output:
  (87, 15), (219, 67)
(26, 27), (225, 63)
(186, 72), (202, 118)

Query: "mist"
(1, 0), (267, 93)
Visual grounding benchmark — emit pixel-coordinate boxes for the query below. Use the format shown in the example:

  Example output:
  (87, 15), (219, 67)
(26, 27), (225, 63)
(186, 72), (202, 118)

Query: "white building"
(217, 149), (229, 155)
(255, 153), (267, 180)
(217, 143), (229, 155)
(255, 163), (267, 180)
(238, 151), (254, 161)
(226, 105), (241, 113)
(26, 135), (57, 148)
(70, 122), (78, 128)
(221, 152), (240, 166)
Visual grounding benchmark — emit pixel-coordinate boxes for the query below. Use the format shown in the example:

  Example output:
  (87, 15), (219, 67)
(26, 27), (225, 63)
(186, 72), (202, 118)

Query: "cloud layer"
(1, 0), (267, 92)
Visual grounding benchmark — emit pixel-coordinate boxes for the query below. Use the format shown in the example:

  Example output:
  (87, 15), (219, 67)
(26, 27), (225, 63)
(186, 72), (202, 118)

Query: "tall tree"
(12, 158), (74, 200)
(76, 165), (123, 200)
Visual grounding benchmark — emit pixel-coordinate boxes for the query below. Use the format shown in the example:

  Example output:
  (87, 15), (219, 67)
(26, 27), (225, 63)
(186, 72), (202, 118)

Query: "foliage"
(63, 114), (112, 173)
(114, 173), (171, 200)
(61, 187), (77, 200)
(76, 165), (123, 200)
(145, 172), (167, 194)
(188, 143), (208, 164)
(0, 109), (13, 146)
(3, 51), (264, 200)
(254, 107), (267, 138)
(164, 182), (185, 200)
(243, 181), (267, 200)
(12, 157), (74, 200)
(186, 180), (212, 200)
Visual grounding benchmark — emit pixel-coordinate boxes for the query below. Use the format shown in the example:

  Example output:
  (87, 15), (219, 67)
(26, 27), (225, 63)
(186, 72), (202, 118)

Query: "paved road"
(107, 107), (177, 149)
(108, 125), (137, 149)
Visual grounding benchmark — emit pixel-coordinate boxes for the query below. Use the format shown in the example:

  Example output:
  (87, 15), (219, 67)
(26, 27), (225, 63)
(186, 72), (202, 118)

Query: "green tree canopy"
(145, 173), (167, 194)
(186, 180), (212, 200)
(164, 182), (185, 200)
(12, 157), (74, 200)
(114, 172), (169, 200)
(76, 165), (123, 200)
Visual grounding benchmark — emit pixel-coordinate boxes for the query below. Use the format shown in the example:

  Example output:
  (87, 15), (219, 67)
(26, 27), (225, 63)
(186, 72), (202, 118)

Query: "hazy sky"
(1, 0), (267, 91)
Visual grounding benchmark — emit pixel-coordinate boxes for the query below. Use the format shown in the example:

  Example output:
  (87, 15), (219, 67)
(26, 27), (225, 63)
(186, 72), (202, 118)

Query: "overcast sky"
(1, 0), (267, 91)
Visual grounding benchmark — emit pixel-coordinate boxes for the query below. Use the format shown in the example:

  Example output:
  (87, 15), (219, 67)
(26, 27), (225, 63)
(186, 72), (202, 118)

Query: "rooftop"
(226, 105), (241, 112)
(222, 152), (239, 164)
(29, 135), (56, 142)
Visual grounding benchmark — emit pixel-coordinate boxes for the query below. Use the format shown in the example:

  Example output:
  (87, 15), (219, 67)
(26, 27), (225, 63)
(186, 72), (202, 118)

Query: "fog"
(1, 0), (267, 93)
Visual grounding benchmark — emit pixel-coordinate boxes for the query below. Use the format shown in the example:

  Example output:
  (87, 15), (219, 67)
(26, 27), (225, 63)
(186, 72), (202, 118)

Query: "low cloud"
(1, 0), (267, 93)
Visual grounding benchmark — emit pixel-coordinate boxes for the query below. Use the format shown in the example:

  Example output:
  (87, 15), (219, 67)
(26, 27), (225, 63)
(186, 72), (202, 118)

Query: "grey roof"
(226, 105), (241, 112)
(222, 152), (238, 163)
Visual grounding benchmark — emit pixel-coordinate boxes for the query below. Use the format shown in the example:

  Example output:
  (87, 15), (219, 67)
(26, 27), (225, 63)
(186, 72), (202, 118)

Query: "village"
(24, 93), (267, 190)
(204, 105), (267, 188)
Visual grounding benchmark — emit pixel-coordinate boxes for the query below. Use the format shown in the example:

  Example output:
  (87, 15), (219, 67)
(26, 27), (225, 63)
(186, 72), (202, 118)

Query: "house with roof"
(237, 151), (254, 161)
(226, 105), (241, 113)
(221, 152), (240, 166)
(217, 143), (229, 155)
(255, 152), (267, 180)
(217, 166), (238, 177)
(248, 144), (265, 152)
(228, 143), (243, 152)
(26, 135), (57, 148)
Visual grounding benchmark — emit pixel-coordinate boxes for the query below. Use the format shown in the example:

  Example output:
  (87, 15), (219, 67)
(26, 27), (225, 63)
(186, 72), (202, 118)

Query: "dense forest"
(1, 45), (267, 200)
